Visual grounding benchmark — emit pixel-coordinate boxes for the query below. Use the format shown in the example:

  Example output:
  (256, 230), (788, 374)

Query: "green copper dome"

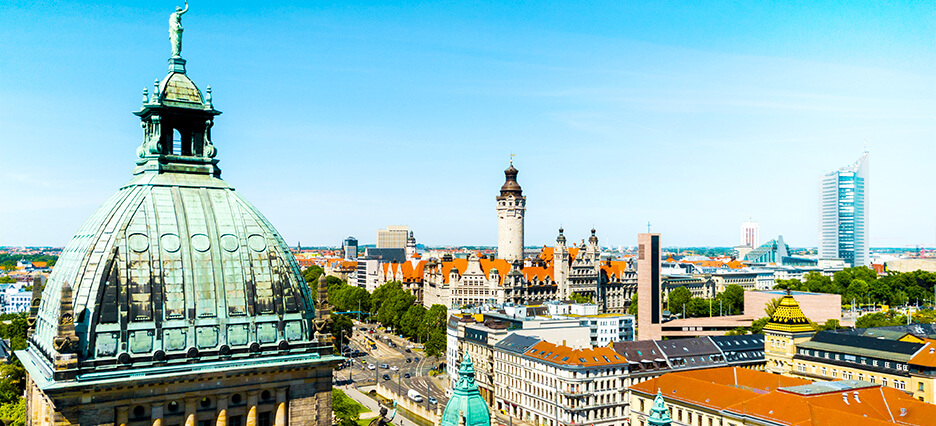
(441, 353), (491, 426)
(26, 54), (324, 380)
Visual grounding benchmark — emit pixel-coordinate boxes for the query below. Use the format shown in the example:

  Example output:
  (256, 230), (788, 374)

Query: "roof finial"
(206, 85), (213, 108)
(509, 153), (515, 165)
(142, 87), (149, 104)
(152, 79), (160, 101)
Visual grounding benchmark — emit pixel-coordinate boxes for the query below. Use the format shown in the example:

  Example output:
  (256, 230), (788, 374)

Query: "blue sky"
(1, 1), (933, 248)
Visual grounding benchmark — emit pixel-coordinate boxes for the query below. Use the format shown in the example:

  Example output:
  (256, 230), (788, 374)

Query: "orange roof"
(522, 266), (554, 283)
(600, 260), (629, 279)
(631, 367), (935, 426)
(31, 261), (47, 268)
(909, 340), (936, 367)
(441, 259), (469, 283)
(539, 246), (580, 266)
(526, 341), (626, 367)
(479, 258), (511, 285)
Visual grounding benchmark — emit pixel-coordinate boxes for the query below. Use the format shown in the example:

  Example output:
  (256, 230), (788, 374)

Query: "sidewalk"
(346, 386), (382, 415)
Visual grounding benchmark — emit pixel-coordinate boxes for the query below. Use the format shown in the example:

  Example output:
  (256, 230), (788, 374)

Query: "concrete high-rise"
(496, 163), (526, 262)
(740, 218), (759, 248)
(819, 152), (869, 267)
(377, 225), (409, 248)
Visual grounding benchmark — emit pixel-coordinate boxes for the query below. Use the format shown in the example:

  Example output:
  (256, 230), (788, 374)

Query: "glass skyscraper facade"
(819, 152), (869, 267)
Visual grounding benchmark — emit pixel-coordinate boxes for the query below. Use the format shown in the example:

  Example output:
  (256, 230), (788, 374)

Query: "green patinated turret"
(441, 353), (490, 426)
(648, 390), (672, 426)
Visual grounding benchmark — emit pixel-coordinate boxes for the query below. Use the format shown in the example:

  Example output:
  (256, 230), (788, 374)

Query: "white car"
(368, 364), (376, 370)
(406, 344), (415, 349)
(390, 366), (399, 371)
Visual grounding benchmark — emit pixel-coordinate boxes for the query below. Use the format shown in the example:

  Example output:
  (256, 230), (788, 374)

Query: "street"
(334, 320), (450, 419)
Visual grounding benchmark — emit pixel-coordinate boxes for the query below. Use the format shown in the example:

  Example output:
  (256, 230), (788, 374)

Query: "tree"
(627, 293), (638, 317)
(856, 311), (907, 328)
(815, 319), (844, 331)
(750, 317), (770, 334)
(717, 285), (745, 315)
(332, 389), (365, 426)
(0, 364), (24, 405)
(764, 298), (781, 317)
(0, 277), (14, 284)
(423, 304), (448, 358)
(400, 305), (427, 338)
(0, 398), (25, 426)
(332, 314), (353, 354)
(569, 293), (593, 304)
(726, 327), (749, 336)
(667, 287), (692, 317)
(301, 265), (324, 285)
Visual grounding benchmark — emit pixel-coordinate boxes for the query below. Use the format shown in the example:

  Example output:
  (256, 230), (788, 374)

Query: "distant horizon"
(2, 2), (933, 248)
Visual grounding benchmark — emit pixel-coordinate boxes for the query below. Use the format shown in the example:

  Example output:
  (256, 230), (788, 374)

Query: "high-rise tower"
(740, 217), (759, 248)
(819, 152), (869, 267)
(496, 163), (526, 262)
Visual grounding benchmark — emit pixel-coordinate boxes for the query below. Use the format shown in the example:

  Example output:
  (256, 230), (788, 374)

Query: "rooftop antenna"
(647, 221), (652, 233)
(509, 153), (516, 165)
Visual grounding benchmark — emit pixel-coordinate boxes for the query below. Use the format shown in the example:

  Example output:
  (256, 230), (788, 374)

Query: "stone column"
(152, 402), (165, 426)
(116, 406), (129, 426)
(246, 390), (259, 426)
(275, 387), (288, 426)
(216, 394), (229, 426)
(185, 397), (198, 426)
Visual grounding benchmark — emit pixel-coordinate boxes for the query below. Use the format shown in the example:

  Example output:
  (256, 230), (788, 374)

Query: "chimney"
(900, 408), (907, 417)
(841, 393), (849, 405)
(853, 391), (860, 403)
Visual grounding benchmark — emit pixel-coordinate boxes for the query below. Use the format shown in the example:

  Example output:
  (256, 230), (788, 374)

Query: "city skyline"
(1, 1), (934, 248)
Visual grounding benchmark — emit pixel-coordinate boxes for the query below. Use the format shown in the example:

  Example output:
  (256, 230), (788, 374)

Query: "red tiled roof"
(630, 367), (935, 426)
(526, 341), (627, 367)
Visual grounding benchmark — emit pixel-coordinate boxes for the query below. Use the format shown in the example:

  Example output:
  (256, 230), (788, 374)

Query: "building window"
(882, 378), (888, 387)
(919, 382), (925, 392)
(821, 367), (827, 376)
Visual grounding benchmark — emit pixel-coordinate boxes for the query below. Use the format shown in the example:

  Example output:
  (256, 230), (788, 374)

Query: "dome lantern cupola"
(441, 353), (491, 426)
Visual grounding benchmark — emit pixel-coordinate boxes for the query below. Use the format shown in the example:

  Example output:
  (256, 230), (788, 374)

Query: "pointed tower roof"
(764, 292), (816, 334)
(441, 353), (490, 426)
(648, 390), (672, 426)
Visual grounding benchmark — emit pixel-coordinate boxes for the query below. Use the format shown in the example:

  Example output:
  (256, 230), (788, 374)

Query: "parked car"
(382, 374), (390, 381)
(406, 344), (415, 349)
(404, 348), (411, 353)
(428, 397), (437, 405)
(404, 373), (410, 378)
(368, 364), (376, 370)
(408, 389), (423, 402)
(414, 357), (419, 362)
(390, 366), (399, 371)
(379, 364), (389, 369)
(405, 358), (411, 363)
